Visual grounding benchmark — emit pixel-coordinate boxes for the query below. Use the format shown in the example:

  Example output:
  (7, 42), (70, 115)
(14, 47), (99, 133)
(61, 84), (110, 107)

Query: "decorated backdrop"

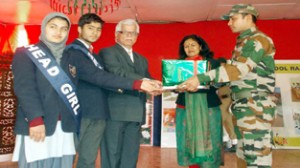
(1, 19), (300, 160)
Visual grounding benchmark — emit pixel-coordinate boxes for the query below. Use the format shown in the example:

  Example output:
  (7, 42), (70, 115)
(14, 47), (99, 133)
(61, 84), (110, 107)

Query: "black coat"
(61, 40), (135, 120)
(12, 41), (77, 136)
(99, 44), (151, 123)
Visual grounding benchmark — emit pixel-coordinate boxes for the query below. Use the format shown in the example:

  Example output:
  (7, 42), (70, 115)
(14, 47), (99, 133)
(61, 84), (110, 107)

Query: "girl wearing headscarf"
(175, 34), (223, 168)
(11, 12), (76, 168)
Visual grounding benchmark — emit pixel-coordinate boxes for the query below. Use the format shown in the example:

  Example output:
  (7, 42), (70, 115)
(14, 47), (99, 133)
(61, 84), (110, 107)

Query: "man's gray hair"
(115, 19), (140, 33)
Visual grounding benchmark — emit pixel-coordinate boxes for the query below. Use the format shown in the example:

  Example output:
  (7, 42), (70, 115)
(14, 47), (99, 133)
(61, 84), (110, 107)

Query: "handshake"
(140, 79), (163, 96)
(140, 75), (201, 96)
(176, 75), (201, 92)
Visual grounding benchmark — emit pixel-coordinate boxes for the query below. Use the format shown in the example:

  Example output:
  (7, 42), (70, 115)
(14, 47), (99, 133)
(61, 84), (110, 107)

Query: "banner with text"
(272, 60), (300, 149)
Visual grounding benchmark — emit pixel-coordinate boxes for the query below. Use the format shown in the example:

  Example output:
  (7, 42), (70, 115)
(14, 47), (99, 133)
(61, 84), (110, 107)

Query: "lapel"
(115, 44), (135, 68)
(73, 39), (104, 66)
(73, 39), (90, 53)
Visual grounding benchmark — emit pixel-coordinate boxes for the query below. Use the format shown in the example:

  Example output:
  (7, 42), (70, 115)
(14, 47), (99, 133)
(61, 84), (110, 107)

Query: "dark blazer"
(99, 44), (151, 123)
(12, 41), (77, 136)
(61, 39), (135, 120)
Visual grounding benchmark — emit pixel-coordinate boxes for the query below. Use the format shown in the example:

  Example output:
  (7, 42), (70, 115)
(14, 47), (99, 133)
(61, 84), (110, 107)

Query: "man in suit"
(61, 14), (162, 168)
(99, 19), (156, 168)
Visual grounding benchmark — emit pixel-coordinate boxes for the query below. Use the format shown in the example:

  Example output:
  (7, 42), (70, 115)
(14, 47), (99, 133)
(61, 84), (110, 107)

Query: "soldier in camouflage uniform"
(178, 4), (276, 168)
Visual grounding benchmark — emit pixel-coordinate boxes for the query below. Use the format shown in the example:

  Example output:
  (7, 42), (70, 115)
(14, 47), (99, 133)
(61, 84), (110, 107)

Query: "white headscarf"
(39, 12), (71, 65)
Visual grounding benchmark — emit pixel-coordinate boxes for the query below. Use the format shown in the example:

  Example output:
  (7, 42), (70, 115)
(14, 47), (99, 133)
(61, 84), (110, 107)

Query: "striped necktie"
(89, 46), (93, 53)
(87, 46), (103, 69)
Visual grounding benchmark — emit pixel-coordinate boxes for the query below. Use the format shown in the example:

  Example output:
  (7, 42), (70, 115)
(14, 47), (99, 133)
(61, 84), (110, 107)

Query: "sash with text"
(24, 44), (81, 136)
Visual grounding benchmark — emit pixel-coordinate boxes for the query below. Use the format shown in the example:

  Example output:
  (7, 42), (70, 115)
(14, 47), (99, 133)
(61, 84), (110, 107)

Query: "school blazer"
(12, 41), (77, 136)
(61, 40), (135, 120)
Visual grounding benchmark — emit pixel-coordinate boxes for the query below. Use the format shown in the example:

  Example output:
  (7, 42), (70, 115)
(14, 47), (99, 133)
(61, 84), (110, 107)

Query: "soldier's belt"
(232, 90), (269, 100)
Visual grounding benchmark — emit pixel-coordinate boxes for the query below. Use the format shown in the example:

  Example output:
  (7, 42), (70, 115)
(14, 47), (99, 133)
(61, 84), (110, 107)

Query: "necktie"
(128, 50), (134, 62)
(87, 46), (103, 69)
(89, 46), (93, 53)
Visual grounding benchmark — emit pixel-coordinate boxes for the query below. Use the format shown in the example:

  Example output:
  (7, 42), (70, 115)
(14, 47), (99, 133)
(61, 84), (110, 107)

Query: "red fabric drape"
(1, 20), (300, 80)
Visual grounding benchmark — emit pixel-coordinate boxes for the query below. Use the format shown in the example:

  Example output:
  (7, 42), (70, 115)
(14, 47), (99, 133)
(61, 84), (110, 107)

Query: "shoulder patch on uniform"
(69, 64), (77, 78)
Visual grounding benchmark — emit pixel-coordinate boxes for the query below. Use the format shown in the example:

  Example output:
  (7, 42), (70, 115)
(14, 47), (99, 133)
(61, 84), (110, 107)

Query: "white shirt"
(77, 38), (93, 53)
(118, 43), (134, 62)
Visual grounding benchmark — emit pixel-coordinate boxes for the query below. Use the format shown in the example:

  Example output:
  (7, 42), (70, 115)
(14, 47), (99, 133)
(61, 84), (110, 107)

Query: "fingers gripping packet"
(162, 60), (209, 90)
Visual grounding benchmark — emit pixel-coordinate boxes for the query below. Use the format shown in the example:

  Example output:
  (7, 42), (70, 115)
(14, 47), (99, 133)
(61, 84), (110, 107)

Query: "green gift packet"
(162, 60), (208, 86)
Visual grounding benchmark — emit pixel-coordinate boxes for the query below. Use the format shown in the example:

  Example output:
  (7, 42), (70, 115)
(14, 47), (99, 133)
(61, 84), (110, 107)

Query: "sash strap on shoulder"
(65, 44), (103, 70)
(23, 44), (81, 136)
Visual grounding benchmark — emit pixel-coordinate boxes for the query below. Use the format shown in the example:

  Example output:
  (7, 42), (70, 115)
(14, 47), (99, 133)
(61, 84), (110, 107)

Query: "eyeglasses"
(118, 31), (138, 36)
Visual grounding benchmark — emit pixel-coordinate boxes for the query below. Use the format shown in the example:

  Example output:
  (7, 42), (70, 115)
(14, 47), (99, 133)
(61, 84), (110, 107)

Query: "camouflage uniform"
(197, 22), (276, 168)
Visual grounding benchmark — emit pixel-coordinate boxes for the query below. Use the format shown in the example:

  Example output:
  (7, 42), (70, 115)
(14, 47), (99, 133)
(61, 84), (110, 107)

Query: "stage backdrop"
(4, 19), (299, 80)
(1, 19), (300, 160)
